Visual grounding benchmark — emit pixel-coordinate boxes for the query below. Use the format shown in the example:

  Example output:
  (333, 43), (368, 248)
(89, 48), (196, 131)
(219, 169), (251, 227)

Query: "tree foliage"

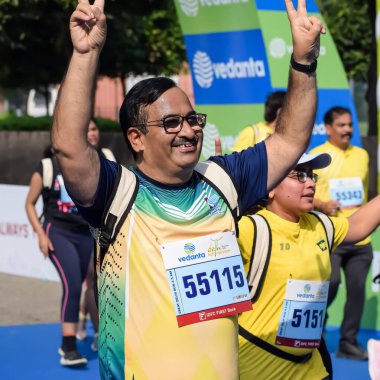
(99, 1), (186, 94)
(0, 0), (72, 114)
(0, 0), (186, 113)
(316, 0), (373, 81)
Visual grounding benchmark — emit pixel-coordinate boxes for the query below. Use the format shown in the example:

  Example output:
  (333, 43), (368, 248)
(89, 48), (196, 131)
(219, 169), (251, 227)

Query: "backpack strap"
(245, 214), (272, 302)
(101, 148), (116, 162)
(238, 325), (313, 363)
(91, 165), (139, 309)
(41, 158), (54, 189)
(251, 124), (259, 146)
(309, 211), (334, 253)
(195, 160), (240, 219)
(318, 336), (333, 378)
(90, 165), (138, 253)
(239, 325), (332, 369)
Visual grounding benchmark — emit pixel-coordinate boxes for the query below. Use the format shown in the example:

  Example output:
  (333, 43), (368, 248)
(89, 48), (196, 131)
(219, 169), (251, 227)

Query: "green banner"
(257, 10), (348, 89)
(176, 0), (259, 34)
(173, 0), (362, 161)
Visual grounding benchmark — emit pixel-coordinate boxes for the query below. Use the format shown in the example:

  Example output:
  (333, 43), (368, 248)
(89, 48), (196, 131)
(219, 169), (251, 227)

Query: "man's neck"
(135, 162), (194, 185)
(328, 139), (350, 152)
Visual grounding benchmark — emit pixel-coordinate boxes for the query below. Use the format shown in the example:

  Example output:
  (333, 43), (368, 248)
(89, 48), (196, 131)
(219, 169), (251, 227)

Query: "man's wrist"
(290, 54), (318, 74)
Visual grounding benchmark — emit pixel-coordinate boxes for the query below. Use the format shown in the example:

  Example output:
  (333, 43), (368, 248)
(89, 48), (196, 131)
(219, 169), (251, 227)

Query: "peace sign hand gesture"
(285, 0), (326, 64)
(70, 0), (107, 54)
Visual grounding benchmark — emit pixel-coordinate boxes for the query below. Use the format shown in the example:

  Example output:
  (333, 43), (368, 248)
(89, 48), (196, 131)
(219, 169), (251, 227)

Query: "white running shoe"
(368, 339), (380, 380)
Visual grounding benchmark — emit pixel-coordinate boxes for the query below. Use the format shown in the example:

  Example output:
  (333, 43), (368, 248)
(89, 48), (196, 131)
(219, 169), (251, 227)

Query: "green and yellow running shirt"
(75, 145), (268, 380)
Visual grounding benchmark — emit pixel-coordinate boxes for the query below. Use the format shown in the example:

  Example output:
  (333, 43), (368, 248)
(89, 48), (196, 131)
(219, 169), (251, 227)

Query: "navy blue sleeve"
(74, 153), (119, 228)
(210, 141), (268, 213)
(36, 162), (43, 177)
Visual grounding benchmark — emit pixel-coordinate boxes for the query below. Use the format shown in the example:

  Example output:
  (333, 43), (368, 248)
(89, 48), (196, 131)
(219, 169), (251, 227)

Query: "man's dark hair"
(323, 106), (351, 125)
(119, 77), (177, 158)
(264, 91), (286, 123)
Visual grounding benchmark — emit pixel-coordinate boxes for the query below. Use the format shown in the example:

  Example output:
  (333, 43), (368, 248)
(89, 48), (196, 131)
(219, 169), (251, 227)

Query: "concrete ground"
(0, 273), (61, 326)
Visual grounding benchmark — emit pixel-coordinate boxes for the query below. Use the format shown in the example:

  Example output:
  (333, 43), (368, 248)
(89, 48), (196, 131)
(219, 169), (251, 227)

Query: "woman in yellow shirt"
(238, 153), (380, 380)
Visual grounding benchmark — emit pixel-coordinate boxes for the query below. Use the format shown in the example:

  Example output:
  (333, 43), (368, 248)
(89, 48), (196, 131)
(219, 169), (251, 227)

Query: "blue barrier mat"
(0, 323), (379, 379)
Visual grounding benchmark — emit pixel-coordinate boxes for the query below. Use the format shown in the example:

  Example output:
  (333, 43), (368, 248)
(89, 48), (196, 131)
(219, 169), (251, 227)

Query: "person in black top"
(25, 145), (93, 368)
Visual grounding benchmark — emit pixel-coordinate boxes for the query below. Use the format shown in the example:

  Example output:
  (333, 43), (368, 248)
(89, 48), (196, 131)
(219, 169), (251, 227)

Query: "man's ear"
(127, 128), (145, 154)
(325, 124), (332, 138)
(268, 189), (275, 200)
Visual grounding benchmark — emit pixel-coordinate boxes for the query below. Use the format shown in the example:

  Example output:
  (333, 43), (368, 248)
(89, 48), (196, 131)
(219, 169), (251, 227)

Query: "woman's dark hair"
(119, 77), (177, 159)
(264, 91), (286, 123)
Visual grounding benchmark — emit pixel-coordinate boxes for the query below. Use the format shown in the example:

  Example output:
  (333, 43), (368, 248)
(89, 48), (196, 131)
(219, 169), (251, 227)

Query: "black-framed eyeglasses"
(288, 171), (318, 183)
(133, 113), (207, 134)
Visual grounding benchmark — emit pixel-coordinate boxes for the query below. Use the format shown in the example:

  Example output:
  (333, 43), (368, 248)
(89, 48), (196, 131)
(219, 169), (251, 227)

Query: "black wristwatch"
(290, 54), (317, 74)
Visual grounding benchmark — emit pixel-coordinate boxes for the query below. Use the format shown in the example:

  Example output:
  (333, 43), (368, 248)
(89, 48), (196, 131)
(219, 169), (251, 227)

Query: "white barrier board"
(0, 184), (59, 282)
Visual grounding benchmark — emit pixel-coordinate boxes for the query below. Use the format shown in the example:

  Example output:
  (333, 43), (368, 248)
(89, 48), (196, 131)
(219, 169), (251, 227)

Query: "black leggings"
(46, 223), (93, 323)
(327, 243), (373, 343)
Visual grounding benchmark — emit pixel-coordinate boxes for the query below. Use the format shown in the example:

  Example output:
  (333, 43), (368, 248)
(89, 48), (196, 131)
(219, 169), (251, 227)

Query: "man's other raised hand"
(285, 0), (326, 65)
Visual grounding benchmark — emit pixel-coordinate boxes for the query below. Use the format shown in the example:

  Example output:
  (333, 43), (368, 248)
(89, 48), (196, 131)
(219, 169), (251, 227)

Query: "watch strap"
(290, 54), (317, 74)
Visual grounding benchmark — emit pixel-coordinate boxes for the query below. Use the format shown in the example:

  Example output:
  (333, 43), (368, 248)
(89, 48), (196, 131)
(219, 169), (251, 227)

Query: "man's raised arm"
(51, 0), (106, 206)
(265, 0), (325, 191)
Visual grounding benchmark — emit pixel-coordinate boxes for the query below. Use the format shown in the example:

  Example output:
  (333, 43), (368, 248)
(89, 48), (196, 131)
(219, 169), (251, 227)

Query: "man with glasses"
(310, 106), (372, 360)
(237, 153), (380, 380)
(52, 0), (325, 378)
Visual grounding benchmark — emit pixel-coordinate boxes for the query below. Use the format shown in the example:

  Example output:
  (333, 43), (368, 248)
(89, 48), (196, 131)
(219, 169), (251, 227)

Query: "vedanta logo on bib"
(178, 0), (249, 17)
(193, 51), (266, 89)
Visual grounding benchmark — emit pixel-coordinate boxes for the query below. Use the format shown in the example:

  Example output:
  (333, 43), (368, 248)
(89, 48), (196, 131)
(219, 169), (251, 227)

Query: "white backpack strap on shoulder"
(91, 166), (138, 306)
(92, 165), (138, 249)
(246, 214), (271, 301)
(310, 211), (334, 252)
(101, 148), (116, 162)
(41, 158), (54, 189)
(195, 160), (240, 218)
(251, 124), (259, 145)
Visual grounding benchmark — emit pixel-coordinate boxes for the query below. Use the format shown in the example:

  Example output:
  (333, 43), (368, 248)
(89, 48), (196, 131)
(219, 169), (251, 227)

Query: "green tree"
(317, 0), (378, 197)
(0, 0), (72, 115)
(100, 1), (186, 96)
(0, 0), (186, 114)
(316, 0), (373, 82)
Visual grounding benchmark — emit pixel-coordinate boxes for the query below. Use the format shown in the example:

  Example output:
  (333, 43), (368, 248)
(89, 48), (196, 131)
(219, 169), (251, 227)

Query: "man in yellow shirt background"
(232, 91), (286, 152)
(310, 106), (372, 361)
